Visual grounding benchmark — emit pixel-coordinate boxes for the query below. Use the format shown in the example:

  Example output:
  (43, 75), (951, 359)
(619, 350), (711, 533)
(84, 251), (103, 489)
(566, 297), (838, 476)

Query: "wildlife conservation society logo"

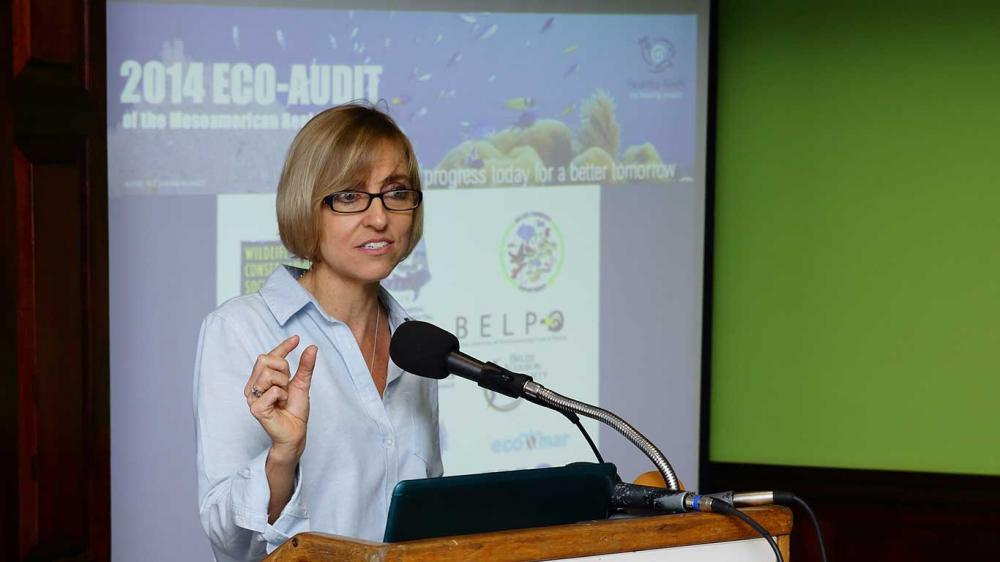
(639, 36), (675, 73)
(500, 212), (564, 292)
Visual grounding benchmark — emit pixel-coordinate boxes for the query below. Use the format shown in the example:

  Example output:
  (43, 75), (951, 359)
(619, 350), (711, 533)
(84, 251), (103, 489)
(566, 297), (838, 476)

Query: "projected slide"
(109, 2), (697, 474)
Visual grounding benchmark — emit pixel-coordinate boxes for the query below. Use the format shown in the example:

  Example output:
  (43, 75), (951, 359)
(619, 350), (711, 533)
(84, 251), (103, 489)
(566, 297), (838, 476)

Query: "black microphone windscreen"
(389, 320), (459, 380)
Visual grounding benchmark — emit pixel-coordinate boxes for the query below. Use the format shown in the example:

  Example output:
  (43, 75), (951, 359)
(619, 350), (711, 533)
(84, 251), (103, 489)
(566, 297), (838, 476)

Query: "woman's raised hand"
(244, 335), (318, 459)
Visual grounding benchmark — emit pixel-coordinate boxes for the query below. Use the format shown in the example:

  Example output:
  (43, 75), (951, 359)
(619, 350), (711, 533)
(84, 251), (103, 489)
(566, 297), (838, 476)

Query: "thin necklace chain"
(369, 302), (380, 375)
(302, 268), (381, 375)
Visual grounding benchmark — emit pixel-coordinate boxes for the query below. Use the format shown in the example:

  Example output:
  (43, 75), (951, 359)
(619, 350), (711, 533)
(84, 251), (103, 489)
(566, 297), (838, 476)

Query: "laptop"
(383, 462), (619, 542)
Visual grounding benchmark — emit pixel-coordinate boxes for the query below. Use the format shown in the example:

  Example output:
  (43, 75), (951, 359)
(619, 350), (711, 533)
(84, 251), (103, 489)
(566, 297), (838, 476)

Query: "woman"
(193, 103), (442, 562)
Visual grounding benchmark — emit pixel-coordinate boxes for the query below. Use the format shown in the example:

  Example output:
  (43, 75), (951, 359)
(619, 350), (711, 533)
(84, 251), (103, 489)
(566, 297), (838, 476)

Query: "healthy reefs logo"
(639, 36), (675, 73)
(500, 212), (564, 292)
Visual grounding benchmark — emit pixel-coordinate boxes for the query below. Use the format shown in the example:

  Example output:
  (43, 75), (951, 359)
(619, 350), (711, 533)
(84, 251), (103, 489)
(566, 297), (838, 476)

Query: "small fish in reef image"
(478, 23), (498, 40)
(410, 106), (428, 121)
(504, 97), (536, 111)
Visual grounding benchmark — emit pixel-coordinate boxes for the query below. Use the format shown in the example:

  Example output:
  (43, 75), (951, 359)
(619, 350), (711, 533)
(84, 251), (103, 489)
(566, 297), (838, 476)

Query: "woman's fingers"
(242, 334), (298, 399)
(245, 368), (291, 405)
(245, 354), (292, 398)
(269, 334), (300, 358)
(250, 385), (290, 419)
(291, 345), (318, 391)
(259, 354), (291, 375)
(282, 346), (318, 420)
(242, 338), (314, 446)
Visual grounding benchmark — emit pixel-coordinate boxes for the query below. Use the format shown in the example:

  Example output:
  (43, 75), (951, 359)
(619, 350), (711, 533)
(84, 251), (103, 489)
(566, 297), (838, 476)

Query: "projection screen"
(107, 1), (709, 559)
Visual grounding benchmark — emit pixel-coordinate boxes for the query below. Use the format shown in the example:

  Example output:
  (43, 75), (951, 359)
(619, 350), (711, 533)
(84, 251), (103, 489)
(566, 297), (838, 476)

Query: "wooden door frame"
(3, 1), (110, 559)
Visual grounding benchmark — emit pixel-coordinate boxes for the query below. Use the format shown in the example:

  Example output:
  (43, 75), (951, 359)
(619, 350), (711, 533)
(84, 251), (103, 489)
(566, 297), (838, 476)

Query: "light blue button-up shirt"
(194, 265), (442, 562)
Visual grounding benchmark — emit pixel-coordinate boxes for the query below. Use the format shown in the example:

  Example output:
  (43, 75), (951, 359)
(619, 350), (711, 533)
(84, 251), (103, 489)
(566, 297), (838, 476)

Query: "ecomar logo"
(491, 430), (570, 453)
(501, 211), (564, 292)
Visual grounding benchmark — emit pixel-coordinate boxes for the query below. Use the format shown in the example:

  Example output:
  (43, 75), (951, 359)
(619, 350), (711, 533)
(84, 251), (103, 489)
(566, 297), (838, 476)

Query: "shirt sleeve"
(193, 312), (310, 561)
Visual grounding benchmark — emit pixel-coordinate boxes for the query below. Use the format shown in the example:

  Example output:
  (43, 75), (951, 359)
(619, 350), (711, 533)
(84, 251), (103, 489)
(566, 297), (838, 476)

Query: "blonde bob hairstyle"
(276, 102), (423, 263)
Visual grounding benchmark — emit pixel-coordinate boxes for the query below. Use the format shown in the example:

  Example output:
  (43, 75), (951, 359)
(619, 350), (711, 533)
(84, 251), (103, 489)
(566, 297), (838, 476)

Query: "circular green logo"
(500, 212), (564, 292)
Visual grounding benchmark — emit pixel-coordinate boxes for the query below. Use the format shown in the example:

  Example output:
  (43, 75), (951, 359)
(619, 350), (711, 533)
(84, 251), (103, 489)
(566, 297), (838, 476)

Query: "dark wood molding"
(6, 0), (110, 560)
(2, 0), (20, 555)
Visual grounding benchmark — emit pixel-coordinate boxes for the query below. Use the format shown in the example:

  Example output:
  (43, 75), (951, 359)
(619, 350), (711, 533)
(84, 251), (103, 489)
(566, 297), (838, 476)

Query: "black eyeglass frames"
(322, 189), (423, 214)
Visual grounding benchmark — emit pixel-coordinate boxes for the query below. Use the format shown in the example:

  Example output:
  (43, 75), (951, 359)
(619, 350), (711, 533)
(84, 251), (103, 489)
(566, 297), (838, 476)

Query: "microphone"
(390, 320), (535, 398)
(389, 320), (684, 492)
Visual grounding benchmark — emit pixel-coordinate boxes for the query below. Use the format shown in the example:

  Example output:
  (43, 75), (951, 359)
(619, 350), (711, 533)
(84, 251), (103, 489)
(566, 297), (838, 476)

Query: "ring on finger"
(251, 385), (263, 398)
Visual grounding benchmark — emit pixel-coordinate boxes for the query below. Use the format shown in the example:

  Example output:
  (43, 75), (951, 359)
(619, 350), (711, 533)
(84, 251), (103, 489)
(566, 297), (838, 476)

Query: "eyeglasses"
(322, 189), (423, 214)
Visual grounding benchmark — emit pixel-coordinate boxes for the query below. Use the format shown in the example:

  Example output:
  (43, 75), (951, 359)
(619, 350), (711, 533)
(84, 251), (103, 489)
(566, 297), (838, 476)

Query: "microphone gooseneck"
(521, 381), (681, 491)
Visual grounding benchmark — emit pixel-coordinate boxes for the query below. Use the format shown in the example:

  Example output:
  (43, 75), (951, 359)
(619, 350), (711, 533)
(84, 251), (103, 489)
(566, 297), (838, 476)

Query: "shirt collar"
(260, 265), (409, 328)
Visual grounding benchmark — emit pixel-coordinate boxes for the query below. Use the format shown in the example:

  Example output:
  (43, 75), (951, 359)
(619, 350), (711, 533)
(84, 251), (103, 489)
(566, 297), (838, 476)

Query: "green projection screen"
(709, 0), (1000, 476)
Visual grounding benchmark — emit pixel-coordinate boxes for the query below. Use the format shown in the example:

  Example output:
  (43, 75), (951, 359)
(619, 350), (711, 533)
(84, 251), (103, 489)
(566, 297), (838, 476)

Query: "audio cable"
(612, 485), (828, 562)
(682, 494), (783, 562)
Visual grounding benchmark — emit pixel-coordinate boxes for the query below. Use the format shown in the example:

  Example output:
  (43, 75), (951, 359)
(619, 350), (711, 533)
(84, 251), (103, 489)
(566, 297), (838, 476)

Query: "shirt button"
(384, 438), (395, 447)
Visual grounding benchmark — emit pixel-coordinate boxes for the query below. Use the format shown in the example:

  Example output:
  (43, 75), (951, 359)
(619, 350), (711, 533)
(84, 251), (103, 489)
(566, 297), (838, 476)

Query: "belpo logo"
(541, 310), (564, 332)
(639, 36), (675, 73)
(501, 212), (564, 292)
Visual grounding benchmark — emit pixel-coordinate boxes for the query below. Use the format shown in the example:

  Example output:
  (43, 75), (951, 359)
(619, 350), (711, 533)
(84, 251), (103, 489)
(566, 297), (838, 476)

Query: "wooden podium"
(264, 506), (792, 561)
